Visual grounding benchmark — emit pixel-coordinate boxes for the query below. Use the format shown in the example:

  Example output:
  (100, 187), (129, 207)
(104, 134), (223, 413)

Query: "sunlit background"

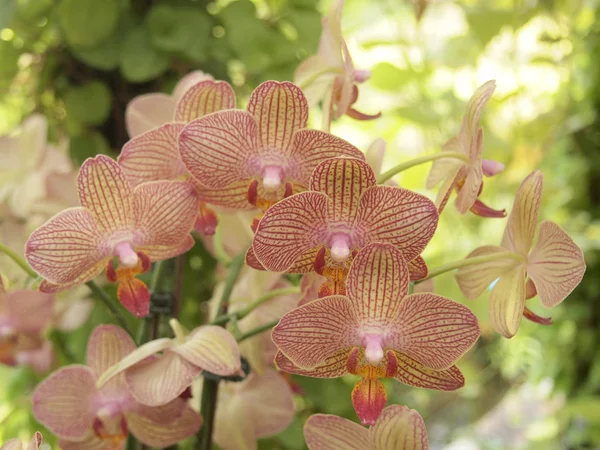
(1, 0), (599, 448)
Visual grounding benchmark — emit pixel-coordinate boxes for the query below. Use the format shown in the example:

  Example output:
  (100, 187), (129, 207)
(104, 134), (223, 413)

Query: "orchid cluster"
(0, 1), (587, 449)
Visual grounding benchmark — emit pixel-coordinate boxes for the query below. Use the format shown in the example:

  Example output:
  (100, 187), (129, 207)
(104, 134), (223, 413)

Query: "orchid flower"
(25, 155), (199, 317)
(210, 269), (298, 374)
(251, 157), (438, 296)
(294, 0), (379, 121)
(304, 405), (428, 450)
(119, 78), (238, 235)
(426, 81), (506, 217)
(193, 369), (295, 450)
(96, 319), (241, 406)
(272, 243), (480, 425)
(32, 325), (202, 449)
(125, 70), (214, 138)
(0, 114), (74, 219)
(0, 289), (54, 373)
(178, 80), (366, 227)
(455, 170), (586, 338)
(0, 432), (43, 450)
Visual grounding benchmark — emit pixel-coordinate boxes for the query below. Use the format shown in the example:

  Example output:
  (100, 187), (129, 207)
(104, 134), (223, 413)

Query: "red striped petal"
(345, 243), (409, 323)
(179, 110), (258, 189)
(77, 155), (134, 233)
(389, 293), (480, 370)
(118, 123), (186, 187)
(125, 93), (175, 138)
(291, 130), (365, 183)
(358, 185), (438, 262)
(127, 406), (202, 447)
(253, 191), (329, 272)
(304, 413), (372, 450)
(197, 180), (254, 210)
(526, 221), (585, 308)
(501, 171), (543, 254)
(86, 324), (136, 379)
(274, 348), (350, 378)
(133, 181), (199, 258)
(117, 277), (150, 317)
(310, 158), (376, 223)
(174, 80), (236, 123)
(272, 296), (360, 369)
(247, 81), (308, 154)
(408, 256), (428, 281)
(393, 353), (465, 391)
(351, 377), (387, 425)
(26, 207), (107, 286)
(372, 405), (429, 450)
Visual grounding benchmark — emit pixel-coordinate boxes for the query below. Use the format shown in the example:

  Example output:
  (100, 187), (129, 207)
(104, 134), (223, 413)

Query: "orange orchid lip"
(106, 252), (151, 318)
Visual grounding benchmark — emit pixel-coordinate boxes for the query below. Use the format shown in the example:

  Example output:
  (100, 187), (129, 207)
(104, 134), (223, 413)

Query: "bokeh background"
(1, 0), (599, 448)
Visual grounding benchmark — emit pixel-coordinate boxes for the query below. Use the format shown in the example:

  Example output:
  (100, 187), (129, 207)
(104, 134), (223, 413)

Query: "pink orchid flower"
(125, 70), (214, 138)
(32, 325), (202, 449)
(119, 78), (238, 235)
(96, 319), (241, 407)
(251, 157), (438, 297)
(0, 432), (43, 450)
(25, 155), (199, 317)
(426, 80), (506, 217)
(0, 289), (54, 373)
(178, 80), (366, 228)
(197, 368), (295, 450)
(304, 405), (428, 450)
(456, 170), (586, 338)
(272, 243), (480, 425)
(294, 0), (379, 121)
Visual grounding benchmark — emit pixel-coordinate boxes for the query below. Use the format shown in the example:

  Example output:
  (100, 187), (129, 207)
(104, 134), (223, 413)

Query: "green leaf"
(466, 10), (514, 47)
(146, 4), (210, 55)
(69, 130), (112, 165)
(16, 0), (51, 21)
(370, 62), (415, 91)
(119, 26), (170, 83)
(0, 40), (20, 81)
(58, 0), (120, 48)
(64, 81), (112, 126)
(0, 0), (15, 29)
(72, 33), (121, 71)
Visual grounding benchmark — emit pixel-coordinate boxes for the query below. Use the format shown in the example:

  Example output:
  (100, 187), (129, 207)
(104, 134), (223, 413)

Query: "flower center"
(262, 166), (283, 193)
(329, 233), (351, 263)
(93, 415), (128, 449)
(362, 334), (384, 365)
(115, 242), (138, 268)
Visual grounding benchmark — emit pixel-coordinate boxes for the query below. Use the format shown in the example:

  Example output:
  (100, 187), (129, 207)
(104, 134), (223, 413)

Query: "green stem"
(214, 250), (247, 317)
(0, 242), (37, 278)
(86, 280), (132, 334)
(210, 286), (300, 326)
(297, 67), (343, 91)
(415, 251), (524, 284)
(50, 330), (76, 363)
(212, 225), (232, 266)
(377, 151), (469, 184)
(237, 319), (279, 343)
(150, 261), (164, 293)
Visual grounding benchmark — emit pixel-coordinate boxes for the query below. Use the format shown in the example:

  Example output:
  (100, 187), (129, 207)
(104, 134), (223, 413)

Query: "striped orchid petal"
(171, 325), (241, 376)
(174, 80), (236, 123)
(408, 256), (428, 281)
(393, 353), (465, 391)
(125, 93), (176, 138)
(26, 207), (106, 286)
(118, 123), (186, 187)
(179, 110), (259, 190)
(77, 155), (134, 233)
(272, 296), (360, 369)
(274, 349), (350, 378)
(489, 266), (527, 338)
(527, 221), (586, 308)
(455, 246), (522, 299)
(86, 324), (135, 379)
(345, 242), (409, 323)
(388, 293), (480, 370)
(501, 170), (543, 255)
(247, 81), (308, 154)
(310, 158), (376, 223)
(126, 405), (202, 447)
(372, 405), (429, 450)
(292, 130), (365, 182)
(253, 191), (329, 272)
(304, 413), (371, 450)
(32, 365), (98, 440)
(454, 128), (483, 214)
(357, 186), (438, 263)
(351, 378), (388, 425)
(198, 180), (255, 210)
(4, 290), (54, 334)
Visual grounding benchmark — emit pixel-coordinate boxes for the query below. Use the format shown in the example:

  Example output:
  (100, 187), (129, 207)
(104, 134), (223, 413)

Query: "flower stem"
(414, 251), (524, 284)
(237, 319), (279, 343)
(377, 152), (469, 184)
(197, 248), (248, 450)
(210, 286), (300, 326)
(0, 242), (37, 278)
(86, 280), (132, 334)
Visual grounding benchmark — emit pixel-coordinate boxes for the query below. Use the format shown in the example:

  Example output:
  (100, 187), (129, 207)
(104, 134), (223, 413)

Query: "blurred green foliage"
(1, 0), (600, 449)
